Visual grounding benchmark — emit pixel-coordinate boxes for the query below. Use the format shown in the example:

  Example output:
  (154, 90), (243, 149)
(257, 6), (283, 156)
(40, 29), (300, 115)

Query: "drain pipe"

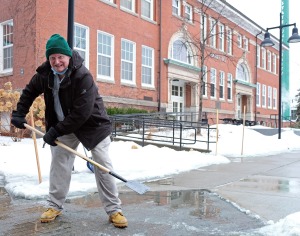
(158, 0), (162, 111)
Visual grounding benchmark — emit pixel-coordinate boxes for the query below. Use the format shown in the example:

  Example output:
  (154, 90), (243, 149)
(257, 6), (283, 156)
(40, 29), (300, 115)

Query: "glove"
(43, 127), (60, 146)
(11, 110), (27, 129)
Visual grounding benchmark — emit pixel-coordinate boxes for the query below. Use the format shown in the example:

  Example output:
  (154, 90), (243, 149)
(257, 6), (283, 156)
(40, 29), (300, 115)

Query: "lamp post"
(261, 13), (300, 139)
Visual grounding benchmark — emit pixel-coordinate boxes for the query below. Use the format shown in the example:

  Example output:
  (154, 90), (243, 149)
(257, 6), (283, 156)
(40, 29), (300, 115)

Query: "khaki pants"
(48, 134), (122, 215)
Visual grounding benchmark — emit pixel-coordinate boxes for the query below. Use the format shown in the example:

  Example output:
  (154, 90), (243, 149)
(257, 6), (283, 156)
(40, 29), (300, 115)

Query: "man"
(11, 34), (128, 228)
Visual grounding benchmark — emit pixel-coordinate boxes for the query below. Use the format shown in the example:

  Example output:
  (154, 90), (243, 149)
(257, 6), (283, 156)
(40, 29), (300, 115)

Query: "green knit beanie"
(46, 34), (72, 59)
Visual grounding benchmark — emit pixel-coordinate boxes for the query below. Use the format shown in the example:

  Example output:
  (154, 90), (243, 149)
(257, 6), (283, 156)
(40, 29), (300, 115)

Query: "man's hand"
(43, 127), (60, 146)
(11, 110), (27, 129)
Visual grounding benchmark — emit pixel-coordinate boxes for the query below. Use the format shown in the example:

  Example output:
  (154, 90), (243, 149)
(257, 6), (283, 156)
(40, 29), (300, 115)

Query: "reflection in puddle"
(240, 176), (300, 194)
(68, 190), (221, 219)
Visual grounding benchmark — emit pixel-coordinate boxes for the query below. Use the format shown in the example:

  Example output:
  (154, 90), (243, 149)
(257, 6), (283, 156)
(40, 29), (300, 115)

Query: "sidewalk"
(1, 151), (300, 235)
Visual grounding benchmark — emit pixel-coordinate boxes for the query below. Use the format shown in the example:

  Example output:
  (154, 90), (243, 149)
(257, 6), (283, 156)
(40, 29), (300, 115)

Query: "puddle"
(68, 189), (222, 219)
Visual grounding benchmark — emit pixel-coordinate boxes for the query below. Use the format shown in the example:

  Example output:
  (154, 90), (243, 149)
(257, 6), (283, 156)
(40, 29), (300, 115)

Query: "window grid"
(121, 39), (135, 83)
(273, 88), (277, 109)
(262, 84), (266, 107)
(142, 46), (154, 86)
(210, 68), (216, 98)
(256, 83), (261, 106)
(185, 3), (193, 22)
(74, 24), (88, 67)
(209, 19), (216, 48)
(120, 0), (135, 12)
(172, 0), (180, 16)
(202, 66), (207, 97)
(97, 31), (114, 80)
(2, 20), (13, 71)
(141, 0), (153, 19)
(227, 73), (232, 100)
(219, 24), (224, 51)
(268, 86), (272, 108)
(219, 71), (224, 100)
(226, 28), (232, 55)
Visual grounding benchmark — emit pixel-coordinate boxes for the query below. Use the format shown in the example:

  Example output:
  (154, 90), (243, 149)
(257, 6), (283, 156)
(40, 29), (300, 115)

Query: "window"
(172, 0), (181, 16)
(74, 24), (89, 68)
(184, 3), (193, 22)
(262, 84), (266, 108)
(219, 24), (224, 51)
(202, 66), (207, 97)
(273, 88), (277, 109)
(261, 48), (266, 69)
(171, 39), (192, 65)
(226, 28), (232, 55)
(219, 71), (224, 100)
(268, 86), (272, 108)
(97, 31), (114, 80)
(267, 51), (271, 71)
(200, 14), (207, 44)
(0, 20), (13, 73)
(227, 73), (232, 101)
(237, 34), (242, 48)
(142, 45), (154, 87)
(243, 37), (248, 51)
(210, 68), (216, 98)
(236, 63), (249, 82)
(256, 83), (261, 106)
(256, 46), (261, 67)
(120, 0), (135, 12)
(141, 0), (153, 20)
(272, 53), (277, 73)
(121, 39), (136, 83)
(209, 18), (216, 48)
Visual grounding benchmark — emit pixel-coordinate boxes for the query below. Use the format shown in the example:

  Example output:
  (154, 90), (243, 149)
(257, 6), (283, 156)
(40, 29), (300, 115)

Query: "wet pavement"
(1, 151), (300, 235)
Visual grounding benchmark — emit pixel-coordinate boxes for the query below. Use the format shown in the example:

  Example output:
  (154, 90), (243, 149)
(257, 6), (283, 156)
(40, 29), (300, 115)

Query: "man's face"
(49, 54), (70, 73)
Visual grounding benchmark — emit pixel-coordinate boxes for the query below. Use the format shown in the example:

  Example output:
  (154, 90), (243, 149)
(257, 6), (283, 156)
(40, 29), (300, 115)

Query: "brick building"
(0, 0), (283, 125)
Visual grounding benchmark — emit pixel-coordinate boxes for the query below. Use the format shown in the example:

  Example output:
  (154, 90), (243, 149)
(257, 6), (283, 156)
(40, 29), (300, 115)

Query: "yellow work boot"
(109, 212), (128, 228)
(40, 208), (62, 223)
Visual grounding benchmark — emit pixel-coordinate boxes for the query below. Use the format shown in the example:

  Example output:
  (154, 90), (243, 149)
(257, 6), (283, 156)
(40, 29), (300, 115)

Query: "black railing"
(109, 112), (215, 152)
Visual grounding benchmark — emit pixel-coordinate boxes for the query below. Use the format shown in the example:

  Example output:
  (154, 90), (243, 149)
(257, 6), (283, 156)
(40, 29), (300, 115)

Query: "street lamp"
(260, 13), (300, 139)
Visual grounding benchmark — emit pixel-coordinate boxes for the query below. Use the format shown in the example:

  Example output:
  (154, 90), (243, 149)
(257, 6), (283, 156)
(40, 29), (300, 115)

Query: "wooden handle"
(24, 124), (110, 173)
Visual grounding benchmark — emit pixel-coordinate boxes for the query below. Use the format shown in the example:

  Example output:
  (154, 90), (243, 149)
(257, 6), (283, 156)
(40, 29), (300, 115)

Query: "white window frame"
(219, 71), (225, 100)
(141, 45), (154, 87)
(184, 3), (193, 22)
(120, 0), (135, 12)
(257, 45), (261, 68)
(243, 36), (248, 51)
(261, 48), (266, 69)
(237, 34), (242, 48)
(272, 53), (277, 74)
(202, 65), (207, 98)
(210, 68), (216, 99)
(172, 0), (181, 16)
(74, 23), (89, 69)
(141, 0), (153, 20)
(226, 27), (232, 55)
(200, 14), (207, 44)
(227, 73), (232, 101)
(267, 51), (271, 71)
(273, 88), (277, 109)
(0, 19), (13, 73)
(209, 18), (216, 48)
(219, 24), (225, 52)
(121, 38), (136, 84)
(171, 39), (193, 65)
(256, 82), (261, 106)
(262, 84), (266, 108)
(97, 31), (114, 81)
(268, 86), (272, 109)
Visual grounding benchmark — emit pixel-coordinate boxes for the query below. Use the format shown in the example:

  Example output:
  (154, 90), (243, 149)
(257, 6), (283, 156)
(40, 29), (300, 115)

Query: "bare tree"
(177, 0), (245, 132)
